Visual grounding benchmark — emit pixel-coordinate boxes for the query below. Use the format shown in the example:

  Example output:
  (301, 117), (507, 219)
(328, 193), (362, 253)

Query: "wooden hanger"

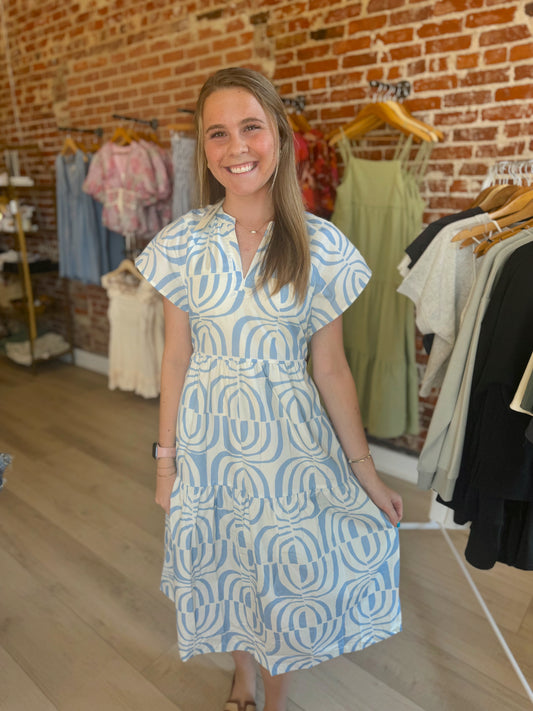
(485, 188), (533, 220)
(328, 100), (442, 146)
(286, 113), (300, 132)
(453, 188), (533, 247)
(136, 129), (164, 146)
(468, 184), (498, 208)
(383, 100), (443, 141)
(326, 114), (379, 143)
(287, 112), (312, 133)
(473, 217), (533, 257)
(110, 125), (139, 146)
(473, 184), (509, 210)
(105, 258), (142, 279)
(85, 139), (102, 154)
(166, 121), (195, 134)
(476, 184), (526, 212)
(60, 135), (88, 161)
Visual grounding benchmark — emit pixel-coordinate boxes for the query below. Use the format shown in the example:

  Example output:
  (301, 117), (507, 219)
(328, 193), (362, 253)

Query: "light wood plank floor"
(0, 359), (531, 711)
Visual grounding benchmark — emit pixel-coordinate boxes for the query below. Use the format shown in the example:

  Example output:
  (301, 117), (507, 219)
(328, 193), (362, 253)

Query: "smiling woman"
(194, 67), (310, 301)
(202, 87), (278, 271)
(134, 67), (402, 711)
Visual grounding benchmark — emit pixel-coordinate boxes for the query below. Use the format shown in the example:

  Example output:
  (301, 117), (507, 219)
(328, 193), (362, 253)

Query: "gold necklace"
(235, 216), (273, 235)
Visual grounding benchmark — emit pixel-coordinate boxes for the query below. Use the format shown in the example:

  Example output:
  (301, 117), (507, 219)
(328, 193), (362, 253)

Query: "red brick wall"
(1, 0), (532, 451)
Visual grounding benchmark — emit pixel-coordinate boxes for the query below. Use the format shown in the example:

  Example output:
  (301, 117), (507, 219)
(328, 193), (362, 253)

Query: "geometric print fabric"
(136, 202), (401, 675)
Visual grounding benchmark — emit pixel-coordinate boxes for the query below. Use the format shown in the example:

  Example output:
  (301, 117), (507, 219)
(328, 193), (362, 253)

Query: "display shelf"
(0, 164), (74, 370)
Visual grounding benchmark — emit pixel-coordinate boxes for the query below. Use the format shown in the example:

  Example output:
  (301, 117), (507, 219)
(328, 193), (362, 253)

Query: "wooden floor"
(0, 359), (531, 711)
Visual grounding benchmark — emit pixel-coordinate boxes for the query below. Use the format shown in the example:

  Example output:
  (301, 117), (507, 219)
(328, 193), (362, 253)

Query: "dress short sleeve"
(307, 215), (371, 335)
(135, 214), (191, 312)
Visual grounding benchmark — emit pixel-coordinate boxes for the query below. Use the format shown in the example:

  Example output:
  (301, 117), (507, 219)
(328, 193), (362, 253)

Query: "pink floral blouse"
(83, 140), (172, 247)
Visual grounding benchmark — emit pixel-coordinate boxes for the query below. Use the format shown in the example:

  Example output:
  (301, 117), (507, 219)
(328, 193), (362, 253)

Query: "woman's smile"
(226, 161), (257, 174)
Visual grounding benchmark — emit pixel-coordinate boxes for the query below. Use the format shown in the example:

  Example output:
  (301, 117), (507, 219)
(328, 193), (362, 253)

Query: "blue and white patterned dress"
(136, 201), (401, 675)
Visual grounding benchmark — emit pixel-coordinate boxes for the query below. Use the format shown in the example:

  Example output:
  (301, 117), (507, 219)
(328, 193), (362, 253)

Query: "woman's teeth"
(229, 163), (255, 174)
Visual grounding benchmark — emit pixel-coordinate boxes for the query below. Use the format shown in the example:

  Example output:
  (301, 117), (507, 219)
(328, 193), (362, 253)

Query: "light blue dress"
(136, 202), (401, 675)
(56, 150), (124, 284)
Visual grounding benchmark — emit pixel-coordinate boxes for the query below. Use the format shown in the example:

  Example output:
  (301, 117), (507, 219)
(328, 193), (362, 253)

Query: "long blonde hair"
(195, 67), (310, 302)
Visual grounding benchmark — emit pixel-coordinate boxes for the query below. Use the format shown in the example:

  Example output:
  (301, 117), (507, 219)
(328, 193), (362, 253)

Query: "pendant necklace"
(235, 216), (273, 235)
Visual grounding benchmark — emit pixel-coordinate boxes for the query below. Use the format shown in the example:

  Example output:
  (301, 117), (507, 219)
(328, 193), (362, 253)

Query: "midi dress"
(332, 143), (424, 438)
(136, 201), (401, 675)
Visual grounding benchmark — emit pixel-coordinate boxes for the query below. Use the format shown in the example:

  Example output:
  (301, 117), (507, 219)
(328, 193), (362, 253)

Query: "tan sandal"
(223, 702), (256, 711)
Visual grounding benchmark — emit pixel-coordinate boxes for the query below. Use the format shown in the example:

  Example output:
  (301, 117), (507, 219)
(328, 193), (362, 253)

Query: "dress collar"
(196, 199), (226, 230)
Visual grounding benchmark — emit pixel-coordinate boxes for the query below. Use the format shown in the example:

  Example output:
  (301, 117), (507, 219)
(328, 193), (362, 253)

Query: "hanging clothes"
(141, 139), (173, 237)
(397, 205), (487, 357)
(417, 229), (533, 500)
(55, 149), (124, 283)
(101, 268), (164, 398)
(170, 133), (196, 220)
(294, 129), (338, 219)
(443, 240), (533, 570)
(398, 206), (486, 276)
(83, 140), (172, 251)
(331, 137), (424, 438)
(397, 211), (493, 395)
(511, 351), (533, 416)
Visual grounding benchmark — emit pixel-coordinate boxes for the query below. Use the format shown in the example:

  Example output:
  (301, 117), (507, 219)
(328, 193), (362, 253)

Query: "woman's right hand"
(155, 461), (176, 515)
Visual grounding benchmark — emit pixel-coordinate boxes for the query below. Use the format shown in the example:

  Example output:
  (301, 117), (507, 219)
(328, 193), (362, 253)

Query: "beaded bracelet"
(347, 452), (373, 465)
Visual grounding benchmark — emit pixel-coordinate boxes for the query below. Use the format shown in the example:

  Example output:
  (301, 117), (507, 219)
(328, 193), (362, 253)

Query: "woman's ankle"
(230, 651), (257, 701)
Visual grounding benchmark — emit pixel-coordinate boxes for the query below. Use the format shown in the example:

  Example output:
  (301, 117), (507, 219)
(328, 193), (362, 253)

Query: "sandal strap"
(223, 701), (257, 711)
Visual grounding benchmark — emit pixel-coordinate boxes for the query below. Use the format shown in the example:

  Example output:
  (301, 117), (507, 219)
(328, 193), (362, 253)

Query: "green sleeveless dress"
(332, 138), (425, 438)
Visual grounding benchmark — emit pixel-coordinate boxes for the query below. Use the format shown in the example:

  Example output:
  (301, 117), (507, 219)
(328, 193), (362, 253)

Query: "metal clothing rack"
(396, 157), (533, 702)
(400, 519), (533, 703)
(112, 113), (159, 131)
(280, 95), (306, 113)
(482, 158), (533, 188)
(58, 125), (104, 140)
(368, 79), (411, 102)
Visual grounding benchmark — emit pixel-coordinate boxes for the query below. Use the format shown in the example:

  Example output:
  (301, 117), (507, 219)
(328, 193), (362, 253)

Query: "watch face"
(152, 442), (158, 459)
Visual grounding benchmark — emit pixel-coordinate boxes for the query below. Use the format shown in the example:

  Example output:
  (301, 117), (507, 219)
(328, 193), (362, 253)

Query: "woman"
(136, 67), (403, 711)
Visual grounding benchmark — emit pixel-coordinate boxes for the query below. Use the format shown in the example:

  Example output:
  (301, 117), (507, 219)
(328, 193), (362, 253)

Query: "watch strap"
(152, 442), (176, 459)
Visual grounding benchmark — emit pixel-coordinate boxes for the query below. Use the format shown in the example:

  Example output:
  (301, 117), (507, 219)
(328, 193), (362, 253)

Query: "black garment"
(449, 241), (533, 570)
(405, 206), (485, 268)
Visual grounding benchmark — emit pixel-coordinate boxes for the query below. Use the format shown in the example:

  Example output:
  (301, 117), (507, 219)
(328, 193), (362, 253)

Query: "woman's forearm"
(158, 351), (189, 447)
(314, 361), (373, 465)
(314, 361), (402, 525)
(158, 298), (193, 450)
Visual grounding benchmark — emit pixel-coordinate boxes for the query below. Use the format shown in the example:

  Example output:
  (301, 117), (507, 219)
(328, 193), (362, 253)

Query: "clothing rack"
(112, 113), (159, 131)
(166, 109), (195, 134)
(280, 95), (306, 113)
(399, 518), (533, 703)
(388, 158), (533, 702)
(58, 125), (104, 139)
(482, 159), (533, 188)
(368, 79), (411, 101)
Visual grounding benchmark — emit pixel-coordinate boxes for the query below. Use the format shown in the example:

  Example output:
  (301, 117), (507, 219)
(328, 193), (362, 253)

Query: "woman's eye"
(208, 131), (225, 139)
(244, 124), (261, 132)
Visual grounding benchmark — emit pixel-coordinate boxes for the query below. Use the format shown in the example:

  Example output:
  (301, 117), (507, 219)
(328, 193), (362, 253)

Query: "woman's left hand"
(355, 469), (403, 527)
